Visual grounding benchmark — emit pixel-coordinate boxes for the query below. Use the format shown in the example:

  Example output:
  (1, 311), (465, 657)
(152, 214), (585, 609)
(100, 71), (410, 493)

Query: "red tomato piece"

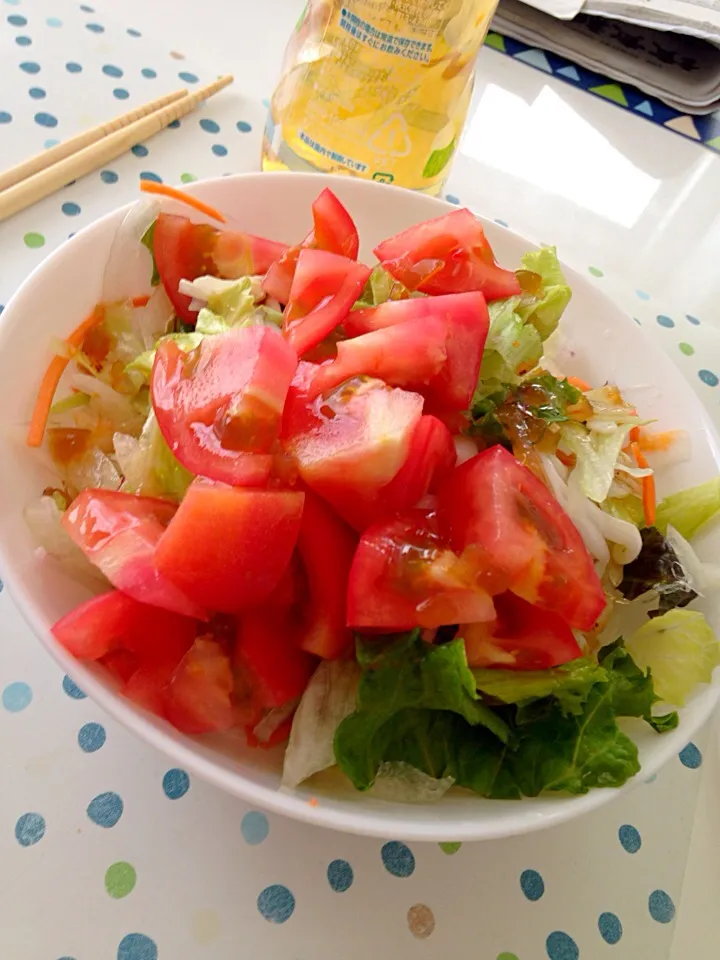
(284, 377), (424, 530)
(53, 590), (196, 679)
(164, 637), (235, 734)
(347, 512), (496, 631)
(151, 325), (297, 486)
(62, 491), (205, 619)
(154, 479), (304, 613)
(283, 249), (371, 357)
(383, 414), (456, 506)
(152, 213), (287, 324)
(306, 315), (448, 400)
(437, 446), (606, 630)
(374, 209), (521, 301)
(461, 593), (582, 670)
(234, 607), (316, 708)
(345, 292), (489, 411)
(262, 188), (359, 303)
(123, 661), (176, 716)
(296, 490), (356, 659)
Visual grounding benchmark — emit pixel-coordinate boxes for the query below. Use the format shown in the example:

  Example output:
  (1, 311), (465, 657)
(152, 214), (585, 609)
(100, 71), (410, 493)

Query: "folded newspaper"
(492, 0), (720, 112)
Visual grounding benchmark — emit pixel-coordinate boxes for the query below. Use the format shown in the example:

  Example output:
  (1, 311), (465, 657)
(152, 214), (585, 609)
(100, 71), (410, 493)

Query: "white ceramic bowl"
(1, 172), (718, 842)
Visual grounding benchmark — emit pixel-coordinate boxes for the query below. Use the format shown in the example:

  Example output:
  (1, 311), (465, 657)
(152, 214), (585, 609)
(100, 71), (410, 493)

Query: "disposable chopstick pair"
(0, 74), (233, 223)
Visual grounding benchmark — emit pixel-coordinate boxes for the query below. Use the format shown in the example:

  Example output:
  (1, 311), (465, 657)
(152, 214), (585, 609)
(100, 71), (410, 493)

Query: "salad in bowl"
(9, 174), (720, 822)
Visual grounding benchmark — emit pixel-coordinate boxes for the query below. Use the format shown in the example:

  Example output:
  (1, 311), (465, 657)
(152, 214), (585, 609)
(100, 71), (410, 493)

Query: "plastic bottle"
(262, 0), (498, 195)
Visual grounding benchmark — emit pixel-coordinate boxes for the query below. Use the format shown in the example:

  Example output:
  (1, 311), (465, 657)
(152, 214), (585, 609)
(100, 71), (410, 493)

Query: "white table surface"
(1, 0), (719, 957)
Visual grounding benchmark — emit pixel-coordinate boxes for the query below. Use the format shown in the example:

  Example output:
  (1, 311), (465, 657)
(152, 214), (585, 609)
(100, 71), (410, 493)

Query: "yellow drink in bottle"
(262, 0), (498, 195)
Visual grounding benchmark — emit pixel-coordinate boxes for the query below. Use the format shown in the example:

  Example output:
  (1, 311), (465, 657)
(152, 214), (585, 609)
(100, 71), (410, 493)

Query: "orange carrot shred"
(566, 375), (591, 392)
(131, 294), (150, 308)
(26, 305), (105, 448)
(629, 425), (640, 444)
(139, 179), (227, 223)
(631, 440), (656, 527)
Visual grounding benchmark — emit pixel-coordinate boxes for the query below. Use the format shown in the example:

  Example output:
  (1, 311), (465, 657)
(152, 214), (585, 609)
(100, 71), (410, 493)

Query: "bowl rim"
(1, 171), (718, 842)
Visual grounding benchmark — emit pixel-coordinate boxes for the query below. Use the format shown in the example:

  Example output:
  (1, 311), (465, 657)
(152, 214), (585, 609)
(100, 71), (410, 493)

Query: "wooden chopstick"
(0, 88), (189, 193)
(0, 74), (233, 224)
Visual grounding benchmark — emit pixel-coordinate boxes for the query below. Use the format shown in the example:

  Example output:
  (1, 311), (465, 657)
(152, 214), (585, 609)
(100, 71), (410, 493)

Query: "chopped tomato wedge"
(101, 649), (140, 684)
(234, 607), (316, 709)
(437, 446), (606, 630)
(152, 213), (287, 324)
(461, 593), (582, 670)
(283, 249), (371, 357)
(155, 479), (304, 613)
(345, 291), (489, 412)
(52, 590), (139, 660)
(263, 188), (359, 304)
(306, 316), (448, 400)
(284, 377), (424, 530)
(374, 209), (521, 301)
(295, 490), (357, 659)
(151, 325), (297, 486)
(62, 490), (205, 619)
(164, 637), (235, 734)
(347, 511), (496, 630)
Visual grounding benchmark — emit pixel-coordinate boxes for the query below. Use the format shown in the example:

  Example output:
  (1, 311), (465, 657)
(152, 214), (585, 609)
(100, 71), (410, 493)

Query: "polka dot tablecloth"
(0, 3), (718, 959)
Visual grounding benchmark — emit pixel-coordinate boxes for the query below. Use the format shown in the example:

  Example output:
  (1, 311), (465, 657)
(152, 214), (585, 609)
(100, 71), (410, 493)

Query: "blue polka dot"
(162, 768), (189, 799)
(87, 791), (123, 828)
(2, 681), (32, 712)
(257, 884), (295, 923)
(102, 64), (123, 77)
(241, 810), (269, 844)
(645, 773), (658, 784)
(141, 68), (156, 78)
(546, 931), (579, 960)
(139, 171), (162, 183)
(47, 16), (63, 26)
(86, 22), (104, 32)
(618, 824), (641, 853)
(236, 120), (252, 133)
(113, 88), (130, 100)
(127, 28), (141, 37)
(636, 289), (650, 300)
(656, 314), (674, 328)
(598, 912), (622, 944)
(445, 193), (460, 204)
(29, 87), (46, 99)
(78, 721), (106, 752)
(0, 112), (12, 123)
(19, 61), (40, 73)
(131, 143), (148, 157)
(686, 314), (701, 325)
(699, 369), (719, 387)
(327, 859), (354, 892)
(15, 812), (45, 847)
(0, 305), (4, 315)
(7, 13), (26, 24)
(63, 675), (86, 699)
(15, 35), (31, 45)
(168, 119), (180, 129)
(649, 889), (675, 923)
(44, 138), (59, 148)
(80, 4), (95, 11)
(381, 841), (415, 878)
(34, 112), (58, 127)
(61, 201), (81, 216)
(101, 169), (118, 183)
(520, 869), (545, 901)
(66, 61), (82, 73)
(494, 218), (510, 227)
(117, 934), (157, 960)
(212, 143), (228, 157)
(179, 71), (199, 83)
(679, 742), (702, 768)
(199, 118), (220, 133)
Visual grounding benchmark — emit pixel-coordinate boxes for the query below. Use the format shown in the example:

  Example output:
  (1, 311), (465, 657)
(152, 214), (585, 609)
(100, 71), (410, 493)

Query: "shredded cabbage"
(25, 496), (108, 587)
(655, 477), (720, 541)
(665, 525), (720, 596)
(560, 421), (631, 503)
(369, 762), (455, 803)
(114, 411), (193, 501)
